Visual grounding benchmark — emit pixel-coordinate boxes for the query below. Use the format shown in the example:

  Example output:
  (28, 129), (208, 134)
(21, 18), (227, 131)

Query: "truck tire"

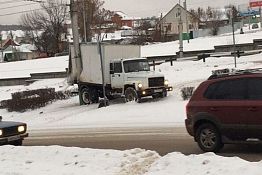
(125, 87), (139, 102)
(80, 87), (91, 105)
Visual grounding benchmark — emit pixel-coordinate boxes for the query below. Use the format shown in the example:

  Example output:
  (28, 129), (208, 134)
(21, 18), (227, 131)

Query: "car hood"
(0, 121), (26, 128)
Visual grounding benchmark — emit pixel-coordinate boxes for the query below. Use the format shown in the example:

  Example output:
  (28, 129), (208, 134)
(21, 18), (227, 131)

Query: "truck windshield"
(123, 60), (150, 73)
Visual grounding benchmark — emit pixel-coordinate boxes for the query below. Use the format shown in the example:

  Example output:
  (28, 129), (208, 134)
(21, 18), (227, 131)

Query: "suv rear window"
(204, 79), (247, 100)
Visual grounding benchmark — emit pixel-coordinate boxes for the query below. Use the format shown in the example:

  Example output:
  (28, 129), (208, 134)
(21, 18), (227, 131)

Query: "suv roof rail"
(208, 68), (262, 80)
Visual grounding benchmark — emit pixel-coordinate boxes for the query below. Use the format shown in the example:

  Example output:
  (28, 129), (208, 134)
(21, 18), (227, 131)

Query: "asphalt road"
(24, 127), (262, 162)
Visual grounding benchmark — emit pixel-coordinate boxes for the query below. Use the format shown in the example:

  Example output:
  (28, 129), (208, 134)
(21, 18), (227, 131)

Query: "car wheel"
(125, 87), (139, 102)
(11, 139), (23, 146)
(196, 123), (223, 152)
(161, 89), (167, 98)
(80, 87), (91, 105)
(152, 94), (160, 99)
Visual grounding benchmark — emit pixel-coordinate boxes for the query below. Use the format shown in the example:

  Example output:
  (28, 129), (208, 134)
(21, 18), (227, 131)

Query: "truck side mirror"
(110, 70), (114, 74)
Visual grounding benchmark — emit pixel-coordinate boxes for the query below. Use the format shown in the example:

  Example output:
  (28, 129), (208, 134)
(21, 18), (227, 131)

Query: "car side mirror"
(110, 70), (114, 74)
(0, 116), (2, 122)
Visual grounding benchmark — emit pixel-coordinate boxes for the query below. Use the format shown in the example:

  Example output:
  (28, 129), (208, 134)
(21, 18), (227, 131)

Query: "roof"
(159, 3), (199, 23)
(114, 11), (141, 20)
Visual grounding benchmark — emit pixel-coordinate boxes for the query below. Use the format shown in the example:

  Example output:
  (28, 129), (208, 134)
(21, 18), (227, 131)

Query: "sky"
(0, 0), (250, 25)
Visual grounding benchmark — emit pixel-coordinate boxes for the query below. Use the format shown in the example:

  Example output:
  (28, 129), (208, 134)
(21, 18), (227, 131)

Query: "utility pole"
(231, 8), (237, 68)
(184, 0), (190, 43)
(178, 5), (183, 58)
(82, 1), (87, 42)
(0, 33), (3, 62)
(70, 0), (82, 81)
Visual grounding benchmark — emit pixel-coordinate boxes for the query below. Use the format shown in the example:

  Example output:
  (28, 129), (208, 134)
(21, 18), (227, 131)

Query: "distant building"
(111, 11), (141, 29)
(157, 4), (199, 41)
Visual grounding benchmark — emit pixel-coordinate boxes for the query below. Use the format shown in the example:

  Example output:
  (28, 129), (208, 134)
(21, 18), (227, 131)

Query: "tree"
(206, 8), (223, 35)
(77, 0), (113, 42)
(225, 5), (239, 22)
(21, 0), (67, 56)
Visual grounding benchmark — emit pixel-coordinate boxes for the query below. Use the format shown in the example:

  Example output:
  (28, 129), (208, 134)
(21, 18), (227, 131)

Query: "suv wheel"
(196, 123), (223, 152)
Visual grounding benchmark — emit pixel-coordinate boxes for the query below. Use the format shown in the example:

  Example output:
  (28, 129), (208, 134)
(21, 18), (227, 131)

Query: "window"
(123, 60), (150, 73)
(114, 62), (122, 73)
(204, 79), (247, 100)
(248, 78), (262, 100)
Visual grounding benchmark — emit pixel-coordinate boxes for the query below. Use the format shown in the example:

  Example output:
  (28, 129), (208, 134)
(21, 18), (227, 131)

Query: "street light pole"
(231, 9), (237, 68)
(184, 0), (190, 43)
(178, 7), (183, 58)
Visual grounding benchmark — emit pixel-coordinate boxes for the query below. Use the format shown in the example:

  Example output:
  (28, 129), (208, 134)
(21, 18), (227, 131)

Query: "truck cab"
(110, 58), (172, 102)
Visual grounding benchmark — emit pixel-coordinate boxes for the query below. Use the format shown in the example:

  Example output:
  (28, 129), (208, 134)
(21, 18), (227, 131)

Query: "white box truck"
(68, 43), (172, 104)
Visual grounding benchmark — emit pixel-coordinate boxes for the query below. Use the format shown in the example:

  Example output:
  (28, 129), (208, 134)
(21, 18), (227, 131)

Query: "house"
(111, 11), (141, 29)
(157, 4), (199, 41)
(3, 44), (39, 62)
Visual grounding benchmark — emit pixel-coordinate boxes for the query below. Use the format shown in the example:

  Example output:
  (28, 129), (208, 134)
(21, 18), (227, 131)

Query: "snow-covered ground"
(1, 53), (262, 130)
(1, 31), (262, 174)
(1, 145), (262, 175)
(0, 56), (68, 79)
(141, 29), (262, 57)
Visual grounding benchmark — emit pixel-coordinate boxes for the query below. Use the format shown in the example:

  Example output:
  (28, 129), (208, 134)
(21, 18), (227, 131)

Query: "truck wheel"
(196, 123), (223, 152)
(125, 87), (138, 102)
(80, 87), (91, 105)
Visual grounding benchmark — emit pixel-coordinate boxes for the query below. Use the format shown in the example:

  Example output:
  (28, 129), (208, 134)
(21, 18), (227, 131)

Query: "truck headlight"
(138, 83), (143, 88)
(18, 126), (25, 133)
(164, 80), (169, 86)
(0, 129), (2, 136)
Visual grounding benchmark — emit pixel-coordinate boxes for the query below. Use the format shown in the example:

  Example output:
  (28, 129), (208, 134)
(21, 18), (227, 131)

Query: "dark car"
(185, 68), (262, 152)
(0, 116), (28, 146)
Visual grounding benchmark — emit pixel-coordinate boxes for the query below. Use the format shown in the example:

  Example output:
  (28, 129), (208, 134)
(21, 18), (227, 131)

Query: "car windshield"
(123, 60), (150, 73)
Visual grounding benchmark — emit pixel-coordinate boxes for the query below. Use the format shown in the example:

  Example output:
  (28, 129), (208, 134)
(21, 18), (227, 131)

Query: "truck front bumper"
(0, 133), (29, 145)
(138, 86), (173, 97)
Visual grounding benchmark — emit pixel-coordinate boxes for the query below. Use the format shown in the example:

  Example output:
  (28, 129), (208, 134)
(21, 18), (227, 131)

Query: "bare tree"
(206, 8), (223, 35)
(21, 0), (67, 56)
(225, 5), (239, 21)
(77, 0), (113, 42)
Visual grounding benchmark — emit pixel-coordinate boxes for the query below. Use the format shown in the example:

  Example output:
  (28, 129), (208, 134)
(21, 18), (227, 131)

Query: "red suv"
(185, 68), (262, 152)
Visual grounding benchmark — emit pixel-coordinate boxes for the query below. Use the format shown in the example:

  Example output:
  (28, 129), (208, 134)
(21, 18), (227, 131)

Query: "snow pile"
(0, 146), (159, 175)
(146, 152), (262, 175)
(1, 146), (262, 175)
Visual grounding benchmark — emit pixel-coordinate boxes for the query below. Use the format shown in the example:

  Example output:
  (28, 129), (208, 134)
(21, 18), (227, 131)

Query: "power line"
(0, 3), (38, 11)
(0, 8), (43, 17)
(0, 0), (25, 5)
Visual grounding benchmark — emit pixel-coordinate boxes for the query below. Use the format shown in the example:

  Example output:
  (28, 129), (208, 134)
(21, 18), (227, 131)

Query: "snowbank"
(1, 146), (262, 175)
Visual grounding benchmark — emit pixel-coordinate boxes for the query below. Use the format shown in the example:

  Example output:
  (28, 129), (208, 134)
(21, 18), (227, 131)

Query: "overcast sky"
(0, 0), (250, 25)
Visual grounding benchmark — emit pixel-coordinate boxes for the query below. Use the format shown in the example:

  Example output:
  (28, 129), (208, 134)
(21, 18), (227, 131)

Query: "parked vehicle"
(185, 68), (262, 152)
(0, 116), (28, 146)
(68, 43), (172, 104)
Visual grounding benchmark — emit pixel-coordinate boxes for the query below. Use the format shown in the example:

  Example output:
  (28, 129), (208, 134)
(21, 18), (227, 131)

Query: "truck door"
(110, 62), (124, 89)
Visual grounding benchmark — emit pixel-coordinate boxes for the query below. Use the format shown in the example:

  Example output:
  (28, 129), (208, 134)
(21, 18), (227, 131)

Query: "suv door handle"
(248, 107), (257, 112)
(210, 107), (218, 111)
